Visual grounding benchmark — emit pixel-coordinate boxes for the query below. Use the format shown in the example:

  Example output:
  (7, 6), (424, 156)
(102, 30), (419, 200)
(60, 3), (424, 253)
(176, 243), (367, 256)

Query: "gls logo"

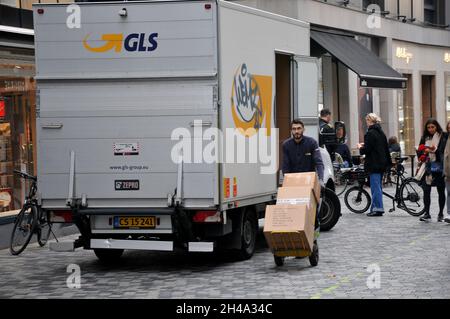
(83, 33), (158, 53)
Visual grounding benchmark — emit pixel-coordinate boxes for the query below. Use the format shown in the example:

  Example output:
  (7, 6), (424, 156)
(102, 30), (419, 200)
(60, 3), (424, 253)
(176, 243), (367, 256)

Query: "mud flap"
(217, 208), (243, 250)
(172, 208), (195, 245)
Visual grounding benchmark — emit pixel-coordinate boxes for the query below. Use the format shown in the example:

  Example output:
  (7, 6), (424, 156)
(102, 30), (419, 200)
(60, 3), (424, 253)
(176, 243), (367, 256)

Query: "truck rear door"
(292, 56), (320, 141)
(34, 1), (219, 209)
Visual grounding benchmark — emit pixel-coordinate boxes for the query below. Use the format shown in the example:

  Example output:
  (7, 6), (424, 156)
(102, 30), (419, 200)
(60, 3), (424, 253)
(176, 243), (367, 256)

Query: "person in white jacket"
(442, 121), (450, 223)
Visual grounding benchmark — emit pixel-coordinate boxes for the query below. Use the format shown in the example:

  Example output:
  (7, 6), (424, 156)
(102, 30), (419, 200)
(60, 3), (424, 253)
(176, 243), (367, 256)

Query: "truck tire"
(94, 248), (124, 263)
(235, 209), (257, 261)
(319, 187), (341, 231)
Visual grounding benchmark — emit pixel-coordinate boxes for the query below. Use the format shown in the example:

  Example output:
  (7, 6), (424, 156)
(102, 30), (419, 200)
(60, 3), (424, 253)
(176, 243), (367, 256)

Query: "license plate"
(113, 216), (156, 229)
(115, 180), (139, 191)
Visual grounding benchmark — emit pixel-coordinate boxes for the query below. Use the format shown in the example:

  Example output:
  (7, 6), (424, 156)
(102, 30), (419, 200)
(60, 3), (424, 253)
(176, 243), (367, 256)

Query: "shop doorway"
(275, 53), (292, 175)
(421, 75), (436, 129)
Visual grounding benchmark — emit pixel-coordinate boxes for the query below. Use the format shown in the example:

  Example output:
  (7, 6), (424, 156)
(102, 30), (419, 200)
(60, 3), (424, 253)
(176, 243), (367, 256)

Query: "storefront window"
(0, 74), (36, 214)
(398, 74), (415, 156)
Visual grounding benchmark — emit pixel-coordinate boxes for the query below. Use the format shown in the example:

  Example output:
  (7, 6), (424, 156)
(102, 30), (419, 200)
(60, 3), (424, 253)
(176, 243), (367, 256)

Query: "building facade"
(238, 0), (450, 157)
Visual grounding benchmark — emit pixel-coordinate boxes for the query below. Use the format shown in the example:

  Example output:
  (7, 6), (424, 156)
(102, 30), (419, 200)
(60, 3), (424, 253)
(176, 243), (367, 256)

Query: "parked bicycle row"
(333, 115), (450, 224)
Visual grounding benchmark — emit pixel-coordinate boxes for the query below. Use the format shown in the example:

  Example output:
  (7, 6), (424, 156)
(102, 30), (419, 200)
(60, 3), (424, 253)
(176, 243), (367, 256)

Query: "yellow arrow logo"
(83, 33), (123, 53)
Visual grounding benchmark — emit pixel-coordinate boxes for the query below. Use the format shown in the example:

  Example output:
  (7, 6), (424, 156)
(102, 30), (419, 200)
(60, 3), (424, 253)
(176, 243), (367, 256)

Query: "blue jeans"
(370, 173), (384, 213)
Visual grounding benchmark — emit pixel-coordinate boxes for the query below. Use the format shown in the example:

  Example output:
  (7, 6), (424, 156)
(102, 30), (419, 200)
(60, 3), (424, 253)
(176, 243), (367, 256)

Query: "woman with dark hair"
(417, 119), (447, 222)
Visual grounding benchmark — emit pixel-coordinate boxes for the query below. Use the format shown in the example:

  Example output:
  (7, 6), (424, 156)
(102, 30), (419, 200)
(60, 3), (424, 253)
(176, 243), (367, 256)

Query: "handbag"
(426, 161), (443, 174)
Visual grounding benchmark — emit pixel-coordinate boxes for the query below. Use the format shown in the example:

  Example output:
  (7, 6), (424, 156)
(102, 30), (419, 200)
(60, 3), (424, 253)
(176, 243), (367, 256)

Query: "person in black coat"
(319, 108), (336, 160)
(357, 113), (391, 217)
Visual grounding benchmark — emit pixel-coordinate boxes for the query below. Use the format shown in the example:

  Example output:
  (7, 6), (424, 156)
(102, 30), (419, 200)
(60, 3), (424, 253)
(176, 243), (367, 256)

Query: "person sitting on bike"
(335, 126), (353, 168)
(357, 113), (391, 217)
(417, 119), (447, 222)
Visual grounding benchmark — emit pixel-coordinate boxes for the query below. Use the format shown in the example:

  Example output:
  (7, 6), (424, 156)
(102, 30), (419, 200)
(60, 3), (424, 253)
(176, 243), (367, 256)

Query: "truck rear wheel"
(319, 187), (341, 231)
(94, 248), (124, 263)
(235, 209), (257, 260)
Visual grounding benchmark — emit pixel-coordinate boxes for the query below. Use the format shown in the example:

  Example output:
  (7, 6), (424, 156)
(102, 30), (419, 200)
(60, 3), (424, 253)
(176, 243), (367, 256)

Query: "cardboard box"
(276, 187), (317, 215)
(282, 172), (320, 202)
(263, 204), (314, 252)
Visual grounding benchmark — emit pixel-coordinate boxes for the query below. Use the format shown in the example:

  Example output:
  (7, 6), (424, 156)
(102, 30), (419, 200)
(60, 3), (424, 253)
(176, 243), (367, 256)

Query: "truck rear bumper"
(91, 238), (174, 251)
(49, 239), (215, 253)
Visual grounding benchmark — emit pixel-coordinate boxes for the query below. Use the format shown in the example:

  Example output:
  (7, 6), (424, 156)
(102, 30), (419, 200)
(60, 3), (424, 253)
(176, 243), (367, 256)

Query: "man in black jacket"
(319, 109), (336, 160)
(358, 113), (391, 217)
(282, 119), (324, 184)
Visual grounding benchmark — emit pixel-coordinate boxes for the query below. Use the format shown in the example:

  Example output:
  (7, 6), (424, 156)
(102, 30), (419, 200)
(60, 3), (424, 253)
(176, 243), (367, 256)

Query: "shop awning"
(311, 30), (407, 89)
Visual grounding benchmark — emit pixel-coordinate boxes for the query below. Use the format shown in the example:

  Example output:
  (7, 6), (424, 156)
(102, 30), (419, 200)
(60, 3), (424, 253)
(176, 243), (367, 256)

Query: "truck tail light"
(192, 211), (221, 223)
(49, 210), (73, 223)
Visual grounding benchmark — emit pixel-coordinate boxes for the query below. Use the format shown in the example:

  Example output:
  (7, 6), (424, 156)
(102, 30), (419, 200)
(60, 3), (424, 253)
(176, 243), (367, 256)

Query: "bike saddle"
(394, 157), (409, 163)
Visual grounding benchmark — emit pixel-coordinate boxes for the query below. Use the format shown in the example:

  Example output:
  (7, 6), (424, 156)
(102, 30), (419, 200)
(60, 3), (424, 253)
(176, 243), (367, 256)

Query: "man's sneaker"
(438, 215), (444, 222)
(444, 216), (450, 224)
(420, 214), (431, 222)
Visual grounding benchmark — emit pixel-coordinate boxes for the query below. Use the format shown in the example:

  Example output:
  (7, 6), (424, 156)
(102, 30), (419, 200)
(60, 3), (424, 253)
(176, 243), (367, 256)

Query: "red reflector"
(37, 8), (44, 14)
(52, 211), (73, 223)
(0, 100), (5, 117)
(193, 211), (219, 223)
(205, 4), (212, 10)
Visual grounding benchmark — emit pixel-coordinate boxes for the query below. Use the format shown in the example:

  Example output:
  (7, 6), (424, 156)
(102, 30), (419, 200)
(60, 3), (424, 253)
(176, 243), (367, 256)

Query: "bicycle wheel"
(37, 210), (52, 247)
(400, 178), (426, 217)
(344, 186), (371, 214)
(10, 205), (38, 255)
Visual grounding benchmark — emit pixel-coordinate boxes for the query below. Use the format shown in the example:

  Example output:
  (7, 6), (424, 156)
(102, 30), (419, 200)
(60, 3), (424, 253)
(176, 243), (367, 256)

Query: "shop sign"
(0, 80), (26, 93)
(396, 47), (413, 64)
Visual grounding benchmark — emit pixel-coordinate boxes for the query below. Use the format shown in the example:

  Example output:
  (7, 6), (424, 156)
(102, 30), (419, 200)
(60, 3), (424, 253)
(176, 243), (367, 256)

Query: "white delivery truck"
(34, 0), (341, 262)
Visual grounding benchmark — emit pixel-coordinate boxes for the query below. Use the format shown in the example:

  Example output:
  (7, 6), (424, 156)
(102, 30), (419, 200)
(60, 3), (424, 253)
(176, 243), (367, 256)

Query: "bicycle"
(343, 157), (425, 216)
(9, 170), (53, 255)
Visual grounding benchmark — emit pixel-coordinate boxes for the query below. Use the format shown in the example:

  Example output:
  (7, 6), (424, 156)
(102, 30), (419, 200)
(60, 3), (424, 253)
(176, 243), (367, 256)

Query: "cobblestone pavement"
(0, 186), (449, 299)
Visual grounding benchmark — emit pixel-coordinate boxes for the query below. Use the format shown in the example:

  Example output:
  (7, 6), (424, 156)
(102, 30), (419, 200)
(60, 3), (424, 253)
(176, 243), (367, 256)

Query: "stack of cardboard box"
(264, 172), (320, 255)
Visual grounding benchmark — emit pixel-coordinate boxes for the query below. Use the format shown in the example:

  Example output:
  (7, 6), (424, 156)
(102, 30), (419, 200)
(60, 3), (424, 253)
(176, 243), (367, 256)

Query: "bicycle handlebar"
(13, 170), (37, 182)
